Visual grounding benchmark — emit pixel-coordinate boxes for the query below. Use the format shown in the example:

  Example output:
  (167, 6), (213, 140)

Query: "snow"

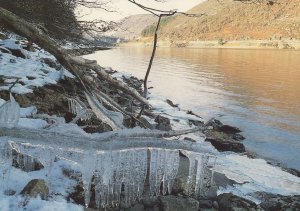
(0, 38), (74, 94)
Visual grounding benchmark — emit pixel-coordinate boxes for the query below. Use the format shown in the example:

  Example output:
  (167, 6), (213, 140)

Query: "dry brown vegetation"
(153, 0), (300, 41)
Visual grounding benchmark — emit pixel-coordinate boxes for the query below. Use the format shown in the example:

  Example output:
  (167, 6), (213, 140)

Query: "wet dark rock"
(199, 199), (213, 208)
(217, 193), (257, 211)
(0, 33), (8, 39)
(218, 125), (242, 134)
(4, 189), (16, 196)
(12, 148), (44, 172)
(205, 138), (246, 153)
(159, 195), (199, 211)
(212, 201), (219, 209)
(155, 115), (172, 131)
(203, 119), (246, 153)
(166, 99), (178, 107)
(21, 179), (49, 200)
(213, 172), (238, 188)
(142, 197), (159, 208)
(189, 119), (204, 127)
(253, 192), (300, 211)
(184, 137), (197, 142)
(129, 203), (144, 211)
(10, 58), (16, 63)
(41, 58), (62, 70)
(63, 167), (85, 206)
(7, 48), (26, 59)
(187, 110), (201, 118)
(138, 116), (155, 129)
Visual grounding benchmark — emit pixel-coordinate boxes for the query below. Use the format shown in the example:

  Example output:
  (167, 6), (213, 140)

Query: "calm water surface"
(86, 47), (300, 170)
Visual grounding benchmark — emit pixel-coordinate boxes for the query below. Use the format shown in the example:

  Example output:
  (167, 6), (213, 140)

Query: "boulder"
(205, 138), (246, 153)
(217, 193), (258, 211)
(203, 118), (246, 153)
(259, 194), (300, 211)
(20, 179), (49, 199)
(159, 195), (199, 211)
(155, 115), (172, 131)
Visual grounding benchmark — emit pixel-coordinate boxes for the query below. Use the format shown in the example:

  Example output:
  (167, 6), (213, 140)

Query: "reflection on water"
(85, 47), (300, 170)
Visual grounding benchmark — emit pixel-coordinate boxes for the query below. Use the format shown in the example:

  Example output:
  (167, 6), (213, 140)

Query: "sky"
(78, 0), (205, 21)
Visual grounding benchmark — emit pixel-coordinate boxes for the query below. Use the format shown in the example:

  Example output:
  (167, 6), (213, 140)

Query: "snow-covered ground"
(1, 35), (300, 210)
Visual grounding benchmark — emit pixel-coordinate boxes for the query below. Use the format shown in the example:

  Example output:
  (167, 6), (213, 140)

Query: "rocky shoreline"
(119, 39), (300, 50)
(1, 34), (300, 210)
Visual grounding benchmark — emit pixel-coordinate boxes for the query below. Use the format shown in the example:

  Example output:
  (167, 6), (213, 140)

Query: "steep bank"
(157, 0), (300, 41)
(120, 0), (300, 49)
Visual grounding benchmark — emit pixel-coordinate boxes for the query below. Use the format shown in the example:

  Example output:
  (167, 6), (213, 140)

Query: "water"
(85, 47), (300, 171)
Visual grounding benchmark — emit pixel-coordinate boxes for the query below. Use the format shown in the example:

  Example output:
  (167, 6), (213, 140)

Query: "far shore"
(118, 39), (300, 50)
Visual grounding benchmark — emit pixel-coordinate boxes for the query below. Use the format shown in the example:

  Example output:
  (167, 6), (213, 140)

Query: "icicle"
(0, 141), (13, 191)
(149, 148), (180, 197)
(0, 94), (20, 128)
(81, 150), (97, 208)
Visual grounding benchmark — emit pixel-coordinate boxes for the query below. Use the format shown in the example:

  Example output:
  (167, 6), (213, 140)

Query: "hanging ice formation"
(1, 133), (217, 208)
(0, 95), (217, 209)
(0, 94), (20, 128)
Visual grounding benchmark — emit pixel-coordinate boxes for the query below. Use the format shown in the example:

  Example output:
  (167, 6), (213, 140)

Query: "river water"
(85, 47), (300, 171)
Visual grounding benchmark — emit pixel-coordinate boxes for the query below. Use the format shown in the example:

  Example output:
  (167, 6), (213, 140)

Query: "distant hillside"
(143, 0), (300, 41)
(109, 14), (157, 40)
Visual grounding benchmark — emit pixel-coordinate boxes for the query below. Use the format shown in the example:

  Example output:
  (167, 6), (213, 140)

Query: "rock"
(212, 201), (219, 209)
(166, 99), (178, 107)
(188, 119), (204, 127)
(155, 115), (172, 131)
(20, 179), (49, 199)
(0, 33), (8, 39)
(7, 48), (26, 59)
(142, 197), (159, 208)
(129, 203), (144, 211)
(217, 193), (257, 211)
(259, 194), (300, 211)
(186, 110), (201, 118)
(10, 142), (44, 172)
(199, 199), (213, 208)
(4, 189), (16, 196)
(205, 138), (246, 153)
(172, 156), (190, 195)
(218, 125), (242, 134)
(213, 172), (238, 188)
(203, 119), (246, 153)
(41, 58), (62, 70)
(159, 195), (199, 211)
(12, 148), (44, 172)
(139, 116), (155, 129)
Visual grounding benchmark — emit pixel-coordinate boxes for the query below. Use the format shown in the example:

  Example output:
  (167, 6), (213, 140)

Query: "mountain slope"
(109, 14), (157, 40)
(155, 0), (300, 41)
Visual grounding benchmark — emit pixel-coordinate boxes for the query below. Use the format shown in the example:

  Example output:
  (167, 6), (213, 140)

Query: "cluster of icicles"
(1, 141), (215, 209)
(0, 95), (216, 209)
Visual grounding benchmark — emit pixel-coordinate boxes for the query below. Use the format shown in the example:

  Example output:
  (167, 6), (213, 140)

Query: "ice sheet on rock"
(48, 123), (88, 136)
(215, 153), (300, 201)
(0, 94), (20, 128)
(18, 118), (48, 129)
(20, 106), (37, 117)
